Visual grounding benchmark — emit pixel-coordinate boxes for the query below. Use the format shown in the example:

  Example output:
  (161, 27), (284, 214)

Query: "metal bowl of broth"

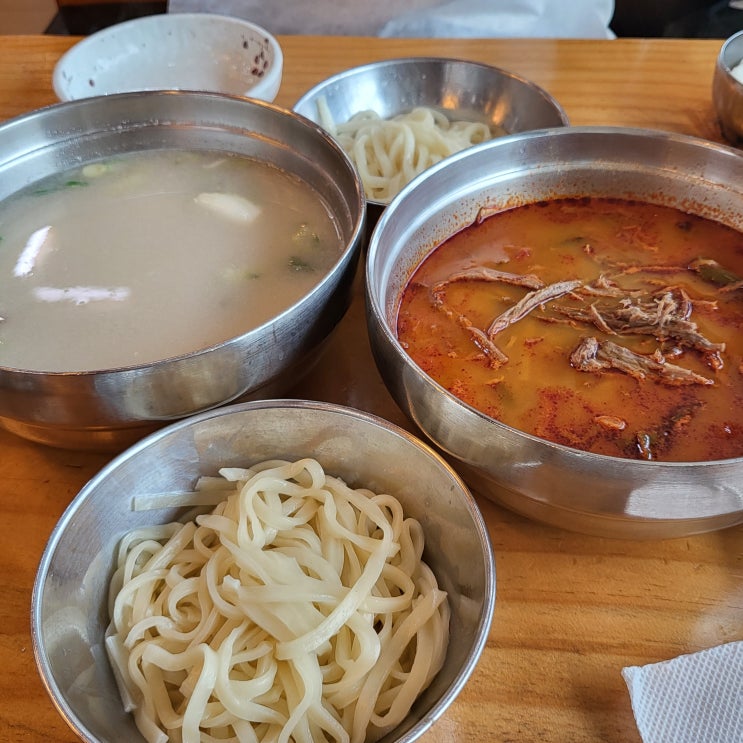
(32, 399), (495, 743)
(0, 91), (365, 450)
(366, 125), (743, 539)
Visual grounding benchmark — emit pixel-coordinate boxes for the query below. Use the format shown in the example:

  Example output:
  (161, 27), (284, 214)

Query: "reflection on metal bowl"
(366, 125), (743, 539)
(0, 91), (365, 451)
(31, 399), (495, 743)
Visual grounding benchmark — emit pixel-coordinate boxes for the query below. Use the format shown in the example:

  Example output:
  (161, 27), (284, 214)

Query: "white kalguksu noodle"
(106, 458), (450, 743)
(318, 100), (497, 203)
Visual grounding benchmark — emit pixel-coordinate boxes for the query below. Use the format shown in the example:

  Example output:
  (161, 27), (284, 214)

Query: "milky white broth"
(0, 150), (343, 372)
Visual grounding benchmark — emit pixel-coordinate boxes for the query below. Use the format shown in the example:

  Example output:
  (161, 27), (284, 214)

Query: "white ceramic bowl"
(52, 12), (283, 102)
(293, 56), (568, 224)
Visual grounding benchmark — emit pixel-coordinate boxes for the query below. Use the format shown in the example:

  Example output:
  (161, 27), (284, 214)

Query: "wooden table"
(1, 34), (741, 743)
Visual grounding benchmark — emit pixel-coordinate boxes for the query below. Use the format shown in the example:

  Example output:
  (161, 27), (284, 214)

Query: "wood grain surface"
(0, 34), (741, 743)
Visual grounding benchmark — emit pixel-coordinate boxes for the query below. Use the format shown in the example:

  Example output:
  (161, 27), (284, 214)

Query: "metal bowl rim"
(293, 55), (570, 209)
(294, 54), (569, 125)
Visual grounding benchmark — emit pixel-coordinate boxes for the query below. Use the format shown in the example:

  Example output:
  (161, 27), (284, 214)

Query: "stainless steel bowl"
(713, 30), (743, 146)
(0, 91), (365, 451)
(293, 56), (568, 224)
(366, 125), (743, 539)
(31, 399), (496, 743)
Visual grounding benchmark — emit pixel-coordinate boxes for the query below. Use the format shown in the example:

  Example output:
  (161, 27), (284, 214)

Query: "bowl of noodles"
(366, 125), (743, 540)
(293, 56), (568, 221)
(31, 399), (496, 743)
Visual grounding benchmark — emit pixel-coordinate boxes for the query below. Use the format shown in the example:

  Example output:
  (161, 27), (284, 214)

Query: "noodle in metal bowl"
(106, 458), (450, 743)
(317, 102), (500, 204)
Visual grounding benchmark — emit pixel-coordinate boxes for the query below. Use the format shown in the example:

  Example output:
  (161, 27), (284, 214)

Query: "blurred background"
(0, 0), (741, 39)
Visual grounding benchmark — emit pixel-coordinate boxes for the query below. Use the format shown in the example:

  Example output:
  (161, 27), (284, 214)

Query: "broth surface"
(0, 150), (343, 371)
(397, 197), (743, 462)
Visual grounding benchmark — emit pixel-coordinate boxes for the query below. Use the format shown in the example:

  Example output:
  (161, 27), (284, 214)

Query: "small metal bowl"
(366, 125), (743, 540)
(0, 91), (364, 451)
(31, 399), (496, 743)
(294, 56), (568, 223)
(713, 30), (743, 146)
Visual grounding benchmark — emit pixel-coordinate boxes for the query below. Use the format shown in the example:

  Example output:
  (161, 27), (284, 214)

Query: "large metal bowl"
(0, 91), (365, 451)
(31, 399), (496, 743)
(366, 125), (743, 539)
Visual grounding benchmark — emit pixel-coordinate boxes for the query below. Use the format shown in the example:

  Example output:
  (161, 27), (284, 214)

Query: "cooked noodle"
(105, 458), (450, 743)
(317, 98), (500, 203)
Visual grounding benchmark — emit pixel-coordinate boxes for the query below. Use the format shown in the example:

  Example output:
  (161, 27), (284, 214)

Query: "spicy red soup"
(397, 197), (743, 462)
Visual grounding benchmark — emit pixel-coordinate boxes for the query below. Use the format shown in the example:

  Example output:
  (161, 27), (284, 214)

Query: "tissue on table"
(622, 641), (743, 743)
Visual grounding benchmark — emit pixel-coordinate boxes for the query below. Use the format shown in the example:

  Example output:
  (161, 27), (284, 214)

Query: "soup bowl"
(366, 125), (743, 539)
(0, 91), (365, 450)
(31, 399), (496, 743)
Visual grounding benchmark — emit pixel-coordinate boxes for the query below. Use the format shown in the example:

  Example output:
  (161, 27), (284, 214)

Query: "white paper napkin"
(622, 641), (743, 743)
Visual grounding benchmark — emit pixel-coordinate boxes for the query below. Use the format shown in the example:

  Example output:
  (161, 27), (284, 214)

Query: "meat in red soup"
(396, 197), (743, 462)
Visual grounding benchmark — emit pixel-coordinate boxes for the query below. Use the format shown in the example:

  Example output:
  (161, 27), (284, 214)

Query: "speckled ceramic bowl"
(53, 12), (283, 101)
